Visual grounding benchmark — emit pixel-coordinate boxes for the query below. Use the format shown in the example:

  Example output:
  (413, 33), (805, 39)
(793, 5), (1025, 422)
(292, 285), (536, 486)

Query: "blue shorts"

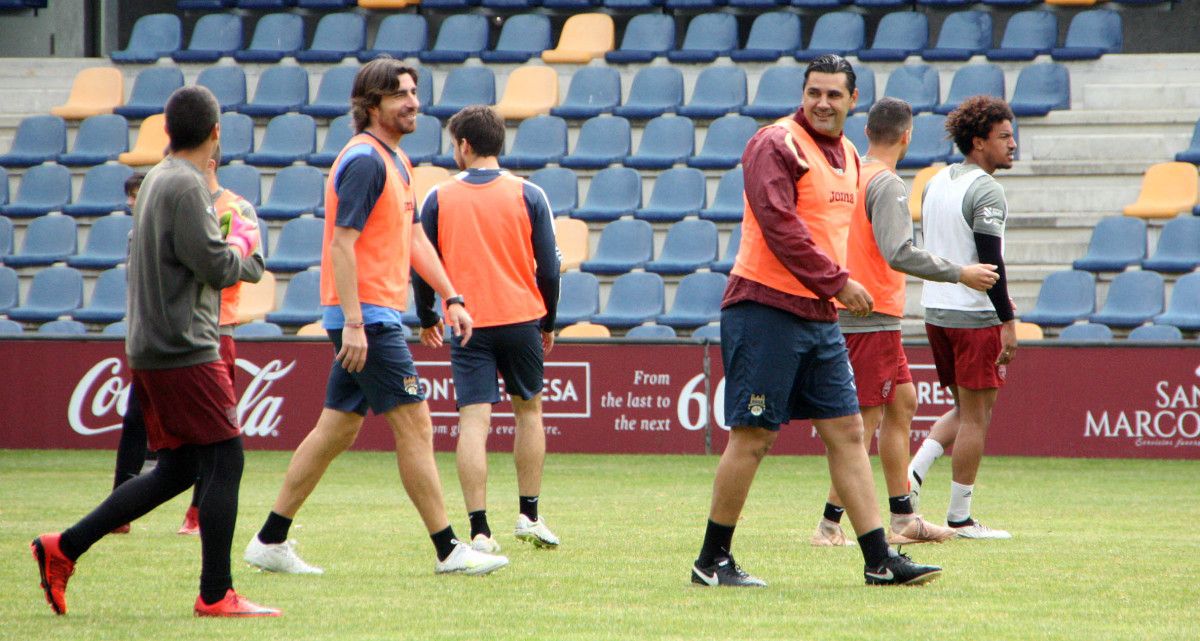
(325, 323), (424, 416)
(721, 302), (859, 430)
(450, 321), (544, 408)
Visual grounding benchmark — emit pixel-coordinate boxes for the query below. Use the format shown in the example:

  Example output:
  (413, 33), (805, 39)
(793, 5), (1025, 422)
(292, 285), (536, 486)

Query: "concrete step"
(1082, 83), (1200, 111)
(1024, 133), (1194, 163)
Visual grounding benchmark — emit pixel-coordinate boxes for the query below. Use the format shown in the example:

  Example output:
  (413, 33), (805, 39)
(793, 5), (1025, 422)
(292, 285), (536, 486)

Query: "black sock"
(697, 520), (735, 567)
(823, 502), (845, 523)
(468, 510), (490, 539)
(889, 495), (914, 516)
(258, 511), (293, 545)
(519, 495), (539, 522)
(858, 528), (890, 568)
(948, 516), (974, 528)
(431, 526), (458, 562)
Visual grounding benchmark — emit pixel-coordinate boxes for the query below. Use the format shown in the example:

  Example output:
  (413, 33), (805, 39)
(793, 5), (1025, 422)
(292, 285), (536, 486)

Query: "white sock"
(909, 440), (944, 485)
(947, 481), (974, 523)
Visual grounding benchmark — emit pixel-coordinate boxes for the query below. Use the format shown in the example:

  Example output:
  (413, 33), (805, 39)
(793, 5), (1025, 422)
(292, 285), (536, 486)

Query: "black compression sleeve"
(974, 232), (1014, 322)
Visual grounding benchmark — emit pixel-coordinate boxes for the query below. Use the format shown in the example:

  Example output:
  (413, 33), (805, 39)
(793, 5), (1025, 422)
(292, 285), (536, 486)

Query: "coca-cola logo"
(68, 357), (296, 438)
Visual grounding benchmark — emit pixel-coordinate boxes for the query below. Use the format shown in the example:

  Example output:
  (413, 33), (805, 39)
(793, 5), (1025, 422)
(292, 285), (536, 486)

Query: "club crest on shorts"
(403, 376), (420, 396)
(997, 365), (1007, 381)
(748, 394), (766, 417)
(881, 379), (893, 399)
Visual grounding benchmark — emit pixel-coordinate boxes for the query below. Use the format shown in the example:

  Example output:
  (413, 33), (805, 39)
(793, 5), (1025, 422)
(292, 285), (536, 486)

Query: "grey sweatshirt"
(126, 156), (262, 369)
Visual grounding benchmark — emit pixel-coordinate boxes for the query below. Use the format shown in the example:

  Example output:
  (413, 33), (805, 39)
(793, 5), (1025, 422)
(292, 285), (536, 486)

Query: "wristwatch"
(446, 295), (466, 308)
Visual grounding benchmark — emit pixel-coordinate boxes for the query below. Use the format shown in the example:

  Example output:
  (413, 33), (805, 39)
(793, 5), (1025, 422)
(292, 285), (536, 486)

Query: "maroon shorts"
(219, 334), (236, 383)
(925, 323), (1006, 391)
(133, 360), (241, 451)
(846, 330), (912, 407)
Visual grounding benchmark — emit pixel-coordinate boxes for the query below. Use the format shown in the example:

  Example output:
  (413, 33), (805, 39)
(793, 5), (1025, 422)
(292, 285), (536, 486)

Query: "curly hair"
(945, 95), (1014, 156)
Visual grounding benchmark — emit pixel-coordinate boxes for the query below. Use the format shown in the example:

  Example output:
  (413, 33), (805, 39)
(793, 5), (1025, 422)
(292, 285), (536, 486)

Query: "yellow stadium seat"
(554, 218), (588, 272)
(358, 0), (419, 7)
(559, 322), (610, 338)
(297, 322), (326, 337)
(494, 66), (559, 121)
(412, 166), (450, 208)
(1122, 162), (1199, 219)
(118, 114), (169, 166)
(51, 67), (124, 120)
(907, 164), (944, 222)
(235, 270), (277, 324)
(541, 13), (614, 64)
(1015, 321), (1044, 341)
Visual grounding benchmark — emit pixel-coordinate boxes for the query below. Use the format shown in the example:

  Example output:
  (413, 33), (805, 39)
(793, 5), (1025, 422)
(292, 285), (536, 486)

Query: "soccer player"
(31, 85), (278, 617)
(243, 57), (508, 576)
(811, 97), (999, 547)
(690, 55), (941, 587)
(412, 105), (561, 554)
(907, 95), (1019, 540)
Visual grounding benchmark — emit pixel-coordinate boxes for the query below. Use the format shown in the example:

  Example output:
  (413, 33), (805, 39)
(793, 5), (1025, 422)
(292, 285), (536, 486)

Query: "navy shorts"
(325, 323), (424, 416)
(721, 302), (859, 430)
(450, 321), (544, 408)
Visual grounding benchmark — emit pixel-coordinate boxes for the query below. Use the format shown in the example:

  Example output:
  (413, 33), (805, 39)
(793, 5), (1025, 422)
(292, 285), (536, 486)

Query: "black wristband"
(446, 295), (466, 308)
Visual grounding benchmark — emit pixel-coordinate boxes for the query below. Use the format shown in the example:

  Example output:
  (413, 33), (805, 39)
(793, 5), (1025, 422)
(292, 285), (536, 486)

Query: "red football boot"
(30, 533), (75, 615)
(194, 590), (282, 618)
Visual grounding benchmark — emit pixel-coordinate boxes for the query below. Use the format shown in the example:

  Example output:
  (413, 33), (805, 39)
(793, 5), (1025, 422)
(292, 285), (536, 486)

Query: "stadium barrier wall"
(1, 338), (1198, 460)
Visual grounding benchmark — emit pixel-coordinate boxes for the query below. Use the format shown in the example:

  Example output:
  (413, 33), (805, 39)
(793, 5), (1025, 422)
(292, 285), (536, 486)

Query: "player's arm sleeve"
(236, 200), (265, 284)
(968, 179), (1014, 321)
(333, 153), (384, 232)
(526, 183), (561, 331)
(867, 173), (960, 283)
(172, 179), (245, 289)
(742, 127), (849, 299)
(411, 187), (442, 329)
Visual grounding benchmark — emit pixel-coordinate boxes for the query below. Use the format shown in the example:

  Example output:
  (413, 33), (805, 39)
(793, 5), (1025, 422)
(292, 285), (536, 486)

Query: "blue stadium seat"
(897, 114), (951, 169)
(111, 14), (181, 63)
(1051, 10), (1122, 61)
(0, 318), (21, 334)
(0, 163), (71, 217)
(397, 114), (441, 166)
(658, 271), (727, 328)
(981, 0), (1038, 5)
(711, 226), (741, 273)
(425, 67), (495, 120)
(689, 115), (757, 170)
(795, 12), (864, 60)
(0, 115), (66, 168)
(235, 321), (285, 337)
(219, 112), (254, 164)
(67, 214), (133, 269)
(58, 115), (128, 166)
(857, 12), (928, 62)
(295, 13), (365, 63)
(853, 62), (876, 115)
(691, 322), (720, 340)
(4, 214), (76, 267)
(591, 272), (665, 330)
(1154, 272), (1200, 331)
(481, 14), (551, 63)
(626, 324), (676, 339)
(359, 14), (427, 62)
(551, 67), (621, 120)
(923, 11), (992, 62)
(559, 116), (630, 170)
(0, 167), (6, 207)
(1090, 270), (1164, 328)
(987, 10), (1056, 62)
(102, 321), (125, 336)
(297, 0), (357, 8)
(234, 13), (304, 63)
(6, 266), (82, 322)
(636, 168), (707, 223)
(196, 65), (247, 113)
(917, 0), (973, 6)
(1021, 270), (1096, 327)
(218, 164), (261, 207)
(699, 168), (743, 223)
(174, 14), (243, 63)
(245, 113), (316, 167)
(500, 115), (567, 170)
(883, 64), (940, 114)
(1073, 216), (1147, 272)
(580, 219), (653, 274)
(480, 0), (540, 11)
(300, 65), (357, 118)
(1128, 324), (1183, 342)
(72, 266), (127, 324)
(936, 64), (1005, 115)
(0, 216), (10, 257)
(266, 270), (321, 325)
(418, 14), (488, 64)
(605, 14), (674, 64)
(265, 217), (323, 273)
(240, 65), (309, 118)
(572, 167), (641, 222)
(645, 219), (718, 274)
(1010, 63), (1070, 117)
(307, 114), (353, 168)
(1142, 216), (1200, 273)
(677, 67), (747, 119)
(625, 116), (694, 170)
(1175, 120), (1200, 165)
(667, 13), (738, 63)
(742, 66), (804, 119)
(63, 164), (134, 217)
(114, 67), (184, 119)
(612, 67), (683, 120)
(39, 319), (87, 335)
(529, 167), (578, 217)
(238, 0), (297, 7)
(555, 271), (600, 327)
(257, 165), (324, 220)
(0, 265), (16, 313)
(421, 0), (481, 9)
(1058, 323), (1113, 342)
(855, 0), (908, 6)
(731, 12), (801, 63)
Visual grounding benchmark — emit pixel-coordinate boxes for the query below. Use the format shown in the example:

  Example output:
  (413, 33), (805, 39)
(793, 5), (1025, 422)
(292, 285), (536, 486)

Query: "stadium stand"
(265, 269), (321, 326)
(6, 266), (83, 322)
(1071, 216), (1147, 272)
(1089, 270), (1164, 328)
(173, 13), (243, 63)
(908, 164), (942, 220)
(580, 219), (653, 274)
(987, 10), (1057, 61)
(265, 217), (323, 273)
(1141, 215), (1200, 273)
(677, 66), (746, 119)
(235, 270), (276, 323)
(1058, 323), (1114, 342)
(118, 114), (168, 166)
(59, 115), (128, 166)
(301, 65), (357, 118)
(560, 116), (631, 170)
(858, 11), (928, 62)
(558, 322), (609, 338)
(1122, 162), (1199, 218)
(543, 13), (614, 64)
(532, 168), (579, 217)
(418, 14), (488, 64)
(605, 14), (673, 64)
(425, 66), (495, 120)
(39, 319), (87, 335)
(0, 216), (10, 256)
(731, 12), (801, 63)
(852, 62), (876, 114)
(668, 13), (737, 63)
(626, 324), (676, 339)
(1014, 322), (1044, 340)
(795, 12), (864, 60)
(1010, 63), (1071, 116)
(245, 113), (316, 167)
(196, 65), (248, 112)
(67, 214), (133, 269)
(235, 321), (285, 337)
(217, 164), (261, 207)
(658, 271), (728, 329)
(689, 115), (756, 170)
(102, 321), (125, 336)
(923, 11), (991, 61)
(612, 67), (683, 120)
(51, 67), (124, 120)
(500, 115), (568, 170)
(842, 113), (868, 153)
(645, 219), (718, 275)
(1021, 269), (1096, 327)
(625, 115), (694, 170)
(4, 214), (75, 267)
(1128, 324), (1183, 342)
(218, 112), (254, 163)
(494, 66), (558, 121)
(233, 13), (304, 63)
(114, 67), (183, 119)
(591, 272), (665, 330)
(396, 114), (439, 166)
(883, 64), (940, 114)
(554, 218), (588, 271)
(1154, 273), (1200, 331)
(936, 64), (1005, 115)
(742, 66), (805, 119)
(555, 271), (600, 327)
(0, 266), (15, 313)
(636, 167), (707, 223)
(710, 226), (741, 274)
(71, 267), (127, 324)
(482, 13), (551, 63)
(898, 114), (952, 169)
(0, 115), (66, 167)
(0, 163), (72, 217)
(571, 166), (641, 222)
(0, 319), (22, 334)
(296, 322), (324, 337)
(1175, 119), (1200, 164)
(1051, 9), (1123, 60)
(551, 67), (621, 120)
(358, 14), (426, 62)
(240, 65), (309, 118)
(411, 166), (450, 208)
(692, 322), (720, 340)
(256, 165), (324, 220)
(699, 168), (744, 223)
(63, 164), (134, 217)
(295, 12), (364, 63)
(110, 13), (181, 63)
